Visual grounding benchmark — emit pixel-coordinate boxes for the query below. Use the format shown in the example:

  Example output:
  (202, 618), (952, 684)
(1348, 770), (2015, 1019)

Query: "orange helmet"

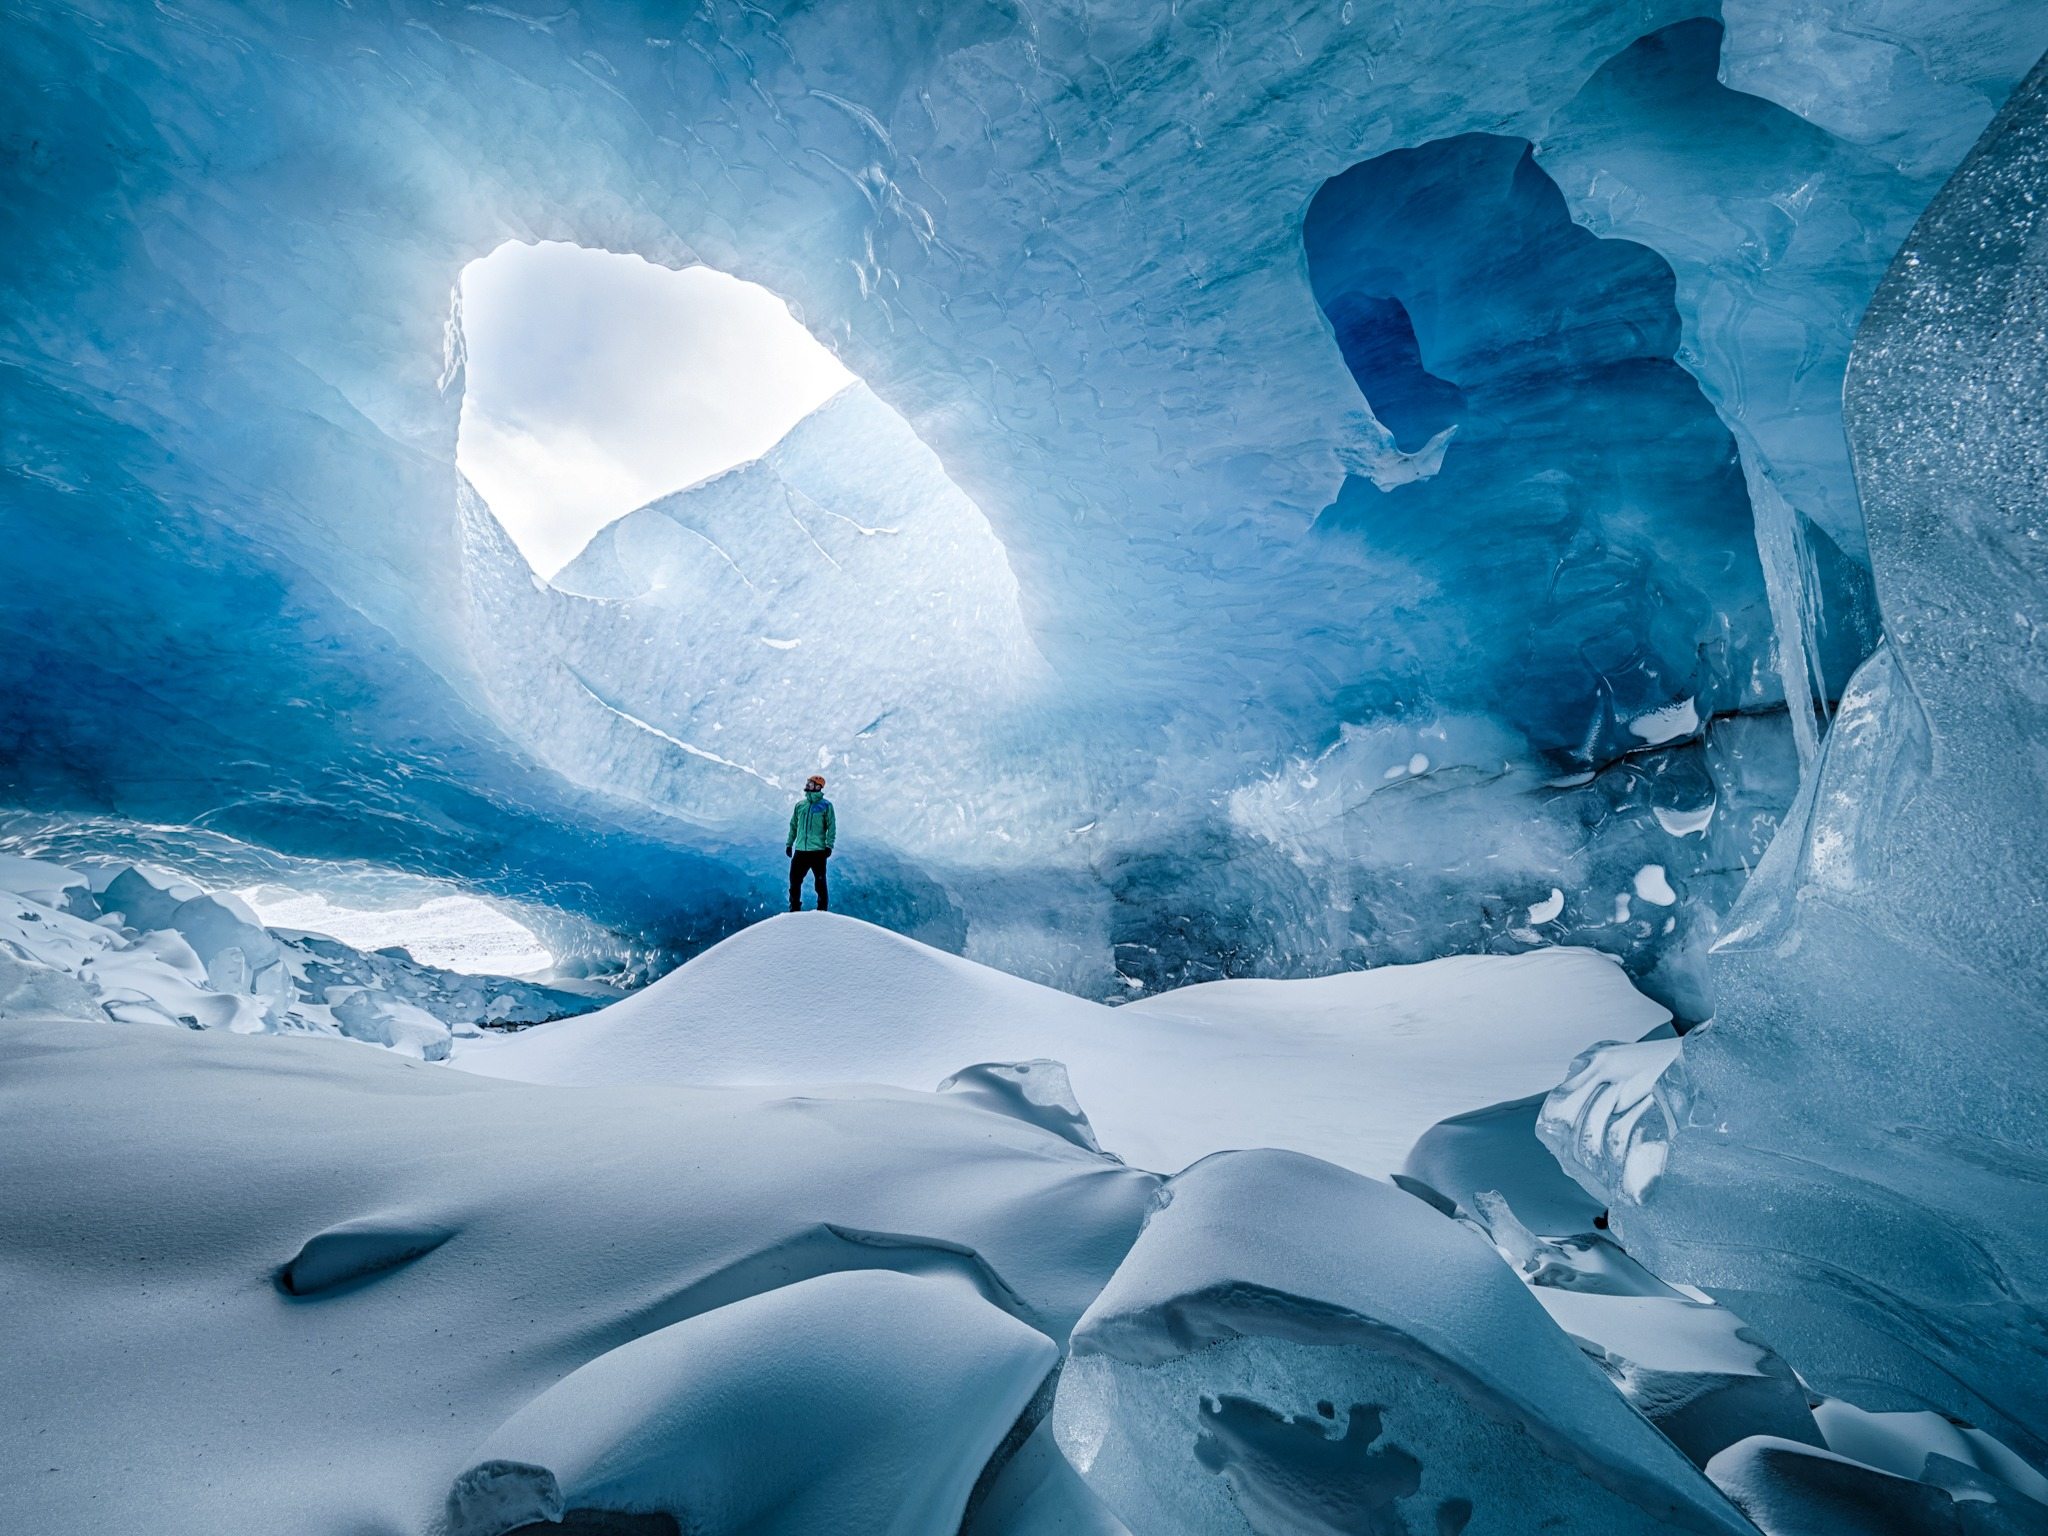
(805, 774), (826, 791)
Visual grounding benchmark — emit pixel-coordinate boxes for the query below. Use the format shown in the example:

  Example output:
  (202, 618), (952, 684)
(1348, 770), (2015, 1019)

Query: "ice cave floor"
(6, 853), (2047, 1536)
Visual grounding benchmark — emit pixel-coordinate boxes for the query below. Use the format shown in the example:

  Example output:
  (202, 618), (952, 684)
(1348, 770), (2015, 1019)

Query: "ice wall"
(2, 0), (2042, 993)
(1546, 54), (2048, 1459)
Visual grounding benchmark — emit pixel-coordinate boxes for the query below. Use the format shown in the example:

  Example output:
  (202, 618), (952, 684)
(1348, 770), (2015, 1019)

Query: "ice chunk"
(966, 1421), (1135, 1536)
(97, 864), (204, 934)
(1537, 1036), (1685, 1206)
(1533, 1289), (1822, 1466)
(446, 1270), (1055, 1536)
(328, 987), (454, 1061)
(938, 1060), (1107, 1156)
(0, 854), (91, 913)
(1402, 1094), (1604, 1237)
(1812, 1400), (2048, 1510)
(1052, 1149), (1753, 1536)
(1705, 1436), (1998, 1536)
(280, 1214), (457, 1296)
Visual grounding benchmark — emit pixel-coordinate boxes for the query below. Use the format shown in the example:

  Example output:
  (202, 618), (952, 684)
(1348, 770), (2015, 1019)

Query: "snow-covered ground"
(9, 893), (2047, 1535)
(455, 911), (1667, 1176)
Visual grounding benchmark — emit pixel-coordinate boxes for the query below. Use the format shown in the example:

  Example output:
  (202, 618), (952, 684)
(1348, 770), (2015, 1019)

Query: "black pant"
(789, 850), (829, 911)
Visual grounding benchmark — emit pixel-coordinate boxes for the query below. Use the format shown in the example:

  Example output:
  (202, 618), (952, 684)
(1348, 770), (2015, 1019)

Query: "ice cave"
(2, 1), (2045, 1533)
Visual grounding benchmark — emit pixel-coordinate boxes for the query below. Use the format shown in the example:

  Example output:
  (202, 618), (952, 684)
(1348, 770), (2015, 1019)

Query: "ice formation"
(1543, 55), (2048, 1462)
(0, 853), (596, 1050)
(5, 0), (2041, 1003)
(6, 3), (2048, 1533)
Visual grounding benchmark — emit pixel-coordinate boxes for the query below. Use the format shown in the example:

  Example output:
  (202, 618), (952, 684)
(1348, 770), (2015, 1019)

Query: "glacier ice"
(1542, 52), (2048, 1462)
(0, 853), (596, 1042)
(5, 0), (2041, 1003)
(1050, 1148), (1754, 1536)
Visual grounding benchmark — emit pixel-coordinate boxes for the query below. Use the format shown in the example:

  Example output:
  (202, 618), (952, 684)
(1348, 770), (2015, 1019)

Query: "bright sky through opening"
(457, 242), (854, 578)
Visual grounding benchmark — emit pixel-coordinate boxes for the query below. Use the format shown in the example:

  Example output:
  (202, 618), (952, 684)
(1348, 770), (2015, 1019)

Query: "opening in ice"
(455, 242), (854, 578)
(234, 884), (554, 976)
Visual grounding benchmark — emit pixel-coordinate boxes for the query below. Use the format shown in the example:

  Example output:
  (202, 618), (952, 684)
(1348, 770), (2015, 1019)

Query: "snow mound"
(446, 1269), (1055, 1536)
(0, 1014), (1153, 1536)
(458, 913), (1667, 1175)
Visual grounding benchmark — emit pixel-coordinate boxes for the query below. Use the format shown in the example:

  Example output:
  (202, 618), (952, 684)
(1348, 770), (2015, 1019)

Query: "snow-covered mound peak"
(458, 912), (1667, 1177)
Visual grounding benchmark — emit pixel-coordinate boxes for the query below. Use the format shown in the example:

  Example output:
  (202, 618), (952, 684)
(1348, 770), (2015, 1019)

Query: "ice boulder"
(1051, 1149), (1752, 1536)
(96, 863), (204, 934)
(445, 1270), (1056, 1536)
(1532, 1289), (1822, 1467)
(1401, 1093), (1604, 1236)
(0, 853), (92, 915)
(328, 987), (455, 1061)
(167, 891), (289, 1005)
(1704, 1435), (2048, 1536)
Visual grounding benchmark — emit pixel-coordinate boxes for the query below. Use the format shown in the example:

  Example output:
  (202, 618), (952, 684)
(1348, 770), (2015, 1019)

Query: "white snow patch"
(1633, 864), (1678, 907)
(759, 636), (800, 650)
(1653, 801), (1716, 837)
(235, 888), (553, 976)
(1628, 697), (1700, 746)
(1528, 887), (1565, 924)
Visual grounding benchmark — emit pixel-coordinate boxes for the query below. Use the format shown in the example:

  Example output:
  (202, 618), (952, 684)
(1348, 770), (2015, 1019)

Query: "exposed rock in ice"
(1051, 1149), (1753, 1536)
(458, 912), (1665, 1176)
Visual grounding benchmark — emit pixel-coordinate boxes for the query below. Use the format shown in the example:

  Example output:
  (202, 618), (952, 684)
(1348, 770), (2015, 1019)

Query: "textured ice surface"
(0, 1012), (1154, 1534)
(1547, 55), (2048, 1461)
(1705, 1435), (2048, 1536)
(1051, 1149), (1753, 1536)
(6, 2), (2039, 998)
(457, 911), (1664, 1176)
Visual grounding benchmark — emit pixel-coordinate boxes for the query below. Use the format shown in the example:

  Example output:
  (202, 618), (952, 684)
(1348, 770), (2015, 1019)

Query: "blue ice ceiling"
(2, 0), (2043, 1008)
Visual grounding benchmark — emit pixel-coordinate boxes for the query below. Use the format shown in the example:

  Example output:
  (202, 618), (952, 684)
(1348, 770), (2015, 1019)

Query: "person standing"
(786, 774), (836, 912)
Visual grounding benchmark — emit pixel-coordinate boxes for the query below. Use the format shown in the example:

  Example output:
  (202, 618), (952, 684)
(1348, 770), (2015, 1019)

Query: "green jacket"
(787, 791), (836, 852)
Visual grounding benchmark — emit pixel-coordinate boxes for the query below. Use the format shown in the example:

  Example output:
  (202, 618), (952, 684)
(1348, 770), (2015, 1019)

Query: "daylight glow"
(457, 242), (854, 577)
(235, 886), (554, 975)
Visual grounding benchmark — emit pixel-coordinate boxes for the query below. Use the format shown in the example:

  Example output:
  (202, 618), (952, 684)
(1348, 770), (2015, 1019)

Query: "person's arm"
(786, 803), (798, 855)
(823, 802), (836, 853)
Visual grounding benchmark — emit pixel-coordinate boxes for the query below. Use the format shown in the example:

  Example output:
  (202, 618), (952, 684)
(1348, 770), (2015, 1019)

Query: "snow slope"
(457, 913), (1666, 1176)
(0, 1013), (1155, 1536)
